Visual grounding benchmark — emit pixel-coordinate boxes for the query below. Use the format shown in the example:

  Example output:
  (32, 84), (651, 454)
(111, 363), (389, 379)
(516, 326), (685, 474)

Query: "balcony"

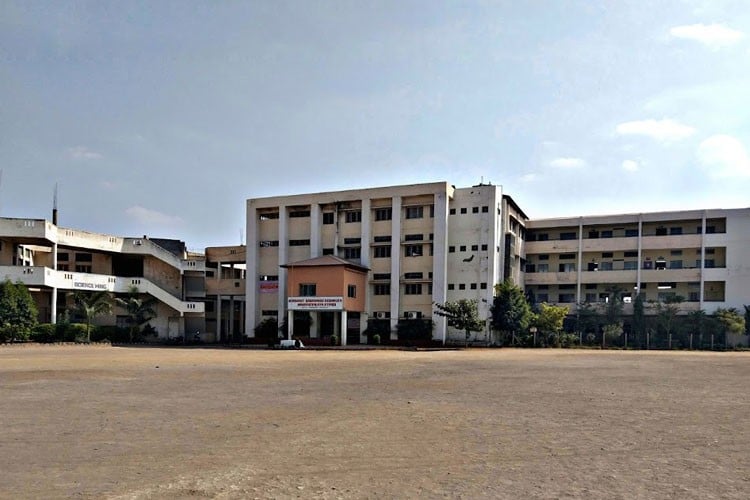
(524, 271), (577, 285)
(641, 233), (702, 250)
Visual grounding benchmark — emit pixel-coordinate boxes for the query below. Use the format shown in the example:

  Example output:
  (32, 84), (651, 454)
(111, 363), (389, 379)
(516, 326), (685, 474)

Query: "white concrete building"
(244, 182), (527, 344)
(0, 217), (205, 338)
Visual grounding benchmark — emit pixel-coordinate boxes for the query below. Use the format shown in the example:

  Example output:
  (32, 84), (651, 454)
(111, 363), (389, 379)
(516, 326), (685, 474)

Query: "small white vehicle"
(278, 339), (305, 349)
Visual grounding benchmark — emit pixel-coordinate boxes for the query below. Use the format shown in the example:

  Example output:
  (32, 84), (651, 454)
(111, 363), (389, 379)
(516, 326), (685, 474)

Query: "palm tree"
(114, 286), (157, 342)
(72, 291), (113, 342)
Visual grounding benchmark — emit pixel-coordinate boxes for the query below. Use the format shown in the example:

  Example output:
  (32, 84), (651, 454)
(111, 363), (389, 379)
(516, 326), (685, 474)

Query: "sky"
(1, 1), (749, 250)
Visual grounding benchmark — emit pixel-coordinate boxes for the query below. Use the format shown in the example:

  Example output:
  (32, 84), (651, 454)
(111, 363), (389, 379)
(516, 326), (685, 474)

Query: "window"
(448, 284), (455, 290)
(449, 208), (456, 215)
(374, 284), (390, 295)
(344, 247), (361, 259)
(322, 248), (334, 255)
(259, 240), (279, 247)
(705, 248), (716, 255)
(58, 252), (69, 261)
(600, 230), (613, 238)
(623, 261), (637, 270)
(347, 285), (357, 298)
(585, 293), (597, 303)
(480, 283), (487, 290)
(429, 205), (434, 218)
(670, 250), (682, 256)
(373, 273), (390, 280)
(289, 210), (310, 218)
(374, 235), (391, 242)
(345, 211), (362, 223)
(559, 263), (576, 272)
(538, 254), (549, 260)
(460, 245), (467, 252)
(76, 253), (93, 262)
(481, 244), (488, 251)
(585, 284), (597, 290)
(482, 206), (489, 213)
(560, 232), (577, 240)
(472, 207), (479, 214)
(625, 229), (638, 237)
(470, 283), (477, 290)
(57, 264), (69, 271)
(449, 246), (455, 253)
(670, 227), (683, 235)
(704, 259), (715, 268)
(289, 239), (310, 246)
(537, 264), (549, 273)
(259, 212), (279, 220)
(601, 252), (613, 258)
(405, 206), (423, 219)
(537, 233), (549, 241)
(526, 264), (536, 273)
(375, 208), (392, 221)
(559, 294), (575, 303)
(344, 237), (361, 244)
(559, 284), (575, 290)
(460, 207), (467, 214)
(624, 251), (638, 258)
(404, 272), (423, 279)
(599, 262), (613, 271)
(405, 245), (422, 257)
(299, 284), (316, 296)
(669, 260), (683, 269)
(259, 274), (278, 281)
(374, 246), (391, 258)
(404, 234), (423, 241)
(323, 212), (334, 224)
(471, 245), (479, 251)
(537, 293), (549, 302)
(458, 284), (466, 290)
(405, 284), (422, 295)
(559, 253), (576, 260)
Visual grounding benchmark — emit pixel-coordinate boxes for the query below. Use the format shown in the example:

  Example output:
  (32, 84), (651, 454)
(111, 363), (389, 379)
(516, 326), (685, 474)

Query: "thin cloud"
(125, 206), (184, 227)
(519, 173), (537, 182)
(615, 119), (696, 142)
(670, 23), (744, 49)
(622, 160), (639, 172)
(549, 157), (586, 168)
(696, 135), (750, 178)
(67, 146), (103, 160)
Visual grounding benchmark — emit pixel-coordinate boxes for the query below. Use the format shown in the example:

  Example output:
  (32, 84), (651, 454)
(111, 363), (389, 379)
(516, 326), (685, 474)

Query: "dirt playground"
(1, 345), (749, 499)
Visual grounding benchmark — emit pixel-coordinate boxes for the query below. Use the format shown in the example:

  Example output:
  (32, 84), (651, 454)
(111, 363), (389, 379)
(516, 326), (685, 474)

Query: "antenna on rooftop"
(52, 183), (59, 225)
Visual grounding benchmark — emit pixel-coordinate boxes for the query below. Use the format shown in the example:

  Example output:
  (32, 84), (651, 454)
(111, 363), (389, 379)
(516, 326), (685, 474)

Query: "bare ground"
(1, 345), (749, 499)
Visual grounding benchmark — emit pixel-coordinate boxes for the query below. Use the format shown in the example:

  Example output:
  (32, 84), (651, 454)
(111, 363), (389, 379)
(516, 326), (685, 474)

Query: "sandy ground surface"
(1, 345), (749, 500)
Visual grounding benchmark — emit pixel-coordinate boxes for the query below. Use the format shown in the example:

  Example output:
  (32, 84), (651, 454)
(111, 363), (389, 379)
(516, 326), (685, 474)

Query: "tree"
(71, 291), (113, 343)
(534, 303), (569, 347)
(604, 285), (625, 326)
(576, 302), (600, 343)
(0, 280), (38, 342)
(491, 280), (533, 345)
(632, 293), (646, 347)
(687, 309), (708, 349)
(714, 307), (746, 348)
(744, 305), (750, 336)
(434, 299), (485, 347)
(114, 286), (157, 342)
(655, 295), (684, 348)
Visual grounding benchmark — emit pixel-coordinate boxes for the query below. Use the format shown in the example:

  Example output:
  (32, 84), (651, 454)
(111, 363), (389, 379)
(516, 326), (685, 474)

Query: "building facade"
(524, 209), (750, 315)
(244, 182), (527, 344)
(3, 183), (748, 345)
(0, 217), (205, 338)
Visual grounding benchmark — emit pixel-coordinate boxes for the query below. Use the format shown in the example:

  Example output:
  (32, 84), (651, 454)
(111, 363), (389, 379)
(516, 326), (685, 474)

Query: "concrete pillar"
(229, 295), (235, 342)
(340, 310), (348, 346)
(246, 203), (259, 336)
(287, 309), (294, 340)
(240, 300), (246, 335)
(390, 196), (402, 339)
(216, 294), (222, 342)
(310, 203), (321, 257)
(51, 242), (58, 324)
(278, 206), (289, 329)
(432, 190), (449, 344)
(310, 311), (319, 338)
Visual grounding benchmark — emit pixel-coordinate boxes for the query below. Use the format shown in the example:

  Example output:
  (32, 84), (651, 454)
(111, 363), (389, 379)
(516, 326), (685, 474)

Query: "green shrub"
(330, 334), (339, 346)
(372, 333), (381, 345)
(92, 325), (129, 343)
(64, 323), (90, 343)
(30, 323), (57, 343)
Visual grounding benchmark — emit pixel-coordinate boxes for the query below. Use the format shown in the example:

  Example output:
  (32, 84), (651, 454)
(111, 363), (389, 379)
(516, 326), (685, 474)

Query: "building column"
(51, 242), (58, 324)
(278, 206), (289, 329)
(360, 197), (371, 340)
(340, 310), (348, 346)
(216, 294), (222, 342)
(310, 311), (319, 338)
(287, 309), (294, 340)
(246, 203), (259, 336)
(576, 218), (583, 304)
(240, 300), (246, 335)
(389, 196), (402, 340)
(636, 216), (643, 296)
(229, 295), (235, 342)
(310, 203), (322, 258)
(699, 211), (706, 308)
(432, 190), (449, 345)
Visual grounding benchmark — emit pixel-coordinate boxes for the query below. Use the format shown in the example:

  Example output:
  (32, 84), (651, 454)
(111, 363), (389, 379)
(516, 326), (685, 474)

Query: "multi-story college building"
(2, 181), (748, 344)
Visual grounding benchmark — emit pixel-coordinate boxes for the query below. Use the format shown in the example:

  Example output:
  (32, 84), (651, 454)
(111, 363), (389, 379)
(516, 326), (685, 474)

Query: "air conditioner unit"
(406, 311), (419, 319)
(375, 312), (387, 319)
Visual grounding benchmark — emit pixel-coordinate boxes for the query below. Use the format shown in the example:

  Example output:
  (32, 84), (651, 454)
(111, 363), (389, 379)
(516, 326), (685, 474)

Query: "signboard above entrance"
(288, 296), (344, 311)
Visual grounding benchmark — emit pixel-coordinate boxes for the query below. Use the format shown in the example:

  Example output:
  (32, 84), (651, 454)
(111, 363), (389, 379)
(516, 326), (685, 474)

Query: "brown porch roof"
(280, 255), (370, 273)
